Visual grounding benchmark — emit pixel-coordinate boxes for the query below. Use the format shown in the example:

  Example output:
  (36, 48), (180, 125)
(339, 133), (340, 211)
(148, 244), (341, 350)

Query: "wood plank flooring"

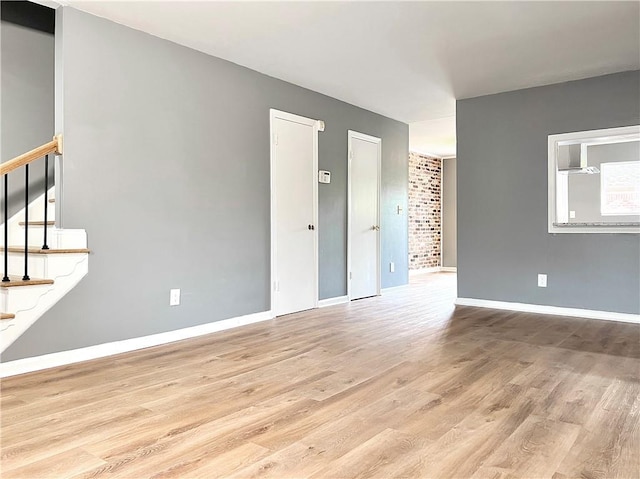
(1, 273), (638, 478)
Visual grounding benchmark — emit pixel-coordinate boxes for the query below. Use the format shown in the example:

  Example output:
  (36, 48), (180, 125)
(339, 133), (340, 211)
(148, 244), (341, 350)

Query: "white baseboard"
(455, 298), (639, 324)
(0, 310), (273, 378)
(409, 266), (457, 276)
(318, 295), (349, 308)
(409, 267), (440, 276)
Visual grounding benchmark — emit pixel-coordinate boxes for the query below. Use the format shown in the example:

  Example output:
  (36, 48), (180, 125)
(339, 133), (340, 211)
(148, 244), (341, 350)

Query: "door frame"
(270, 109), (319, 317)
(347, 130), (382, 300)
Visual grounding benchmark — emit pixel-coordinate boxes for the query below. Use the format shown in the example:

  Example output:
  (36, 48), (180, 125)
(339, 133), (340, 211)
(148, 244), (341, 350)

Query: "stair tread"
(2, 247), (90, 254)
(1, 276), (54, 288)
(1, 312), (15, 320)
(18, 221), (55, 226)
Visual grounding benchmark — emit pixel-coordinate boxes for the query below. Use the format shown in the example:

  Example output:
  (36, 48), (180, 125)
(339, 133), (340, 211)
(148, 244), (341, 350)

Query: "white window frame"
(548, 125), (640, 234)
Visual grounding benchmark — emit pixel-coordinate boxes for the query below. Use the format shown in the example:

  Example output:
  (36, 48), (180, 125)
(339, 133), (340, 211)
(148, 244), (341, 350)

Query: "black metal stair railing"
(2, 174), (8, 283)
(2, 138), (59, 285)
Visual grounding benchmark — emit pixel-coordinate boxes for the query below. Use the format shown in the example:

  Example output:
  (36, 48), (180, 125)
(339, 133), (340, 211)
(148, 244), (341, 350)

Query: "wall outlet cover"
(537, 274), (547, 288)
(170, 288), (181, 306)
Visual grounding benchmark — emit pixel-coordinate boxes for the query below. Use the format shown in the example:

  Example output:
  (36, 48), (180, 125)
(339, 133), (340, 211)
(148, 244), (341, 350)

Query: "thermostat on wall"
(318, 170), (331, 184)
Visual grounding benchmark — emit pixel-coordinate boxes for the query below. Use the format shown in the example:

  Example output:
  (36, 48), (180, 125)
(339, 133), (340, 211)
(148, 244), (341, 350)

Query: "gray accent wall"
(1, 20), (54, 217)
(457, 71), (640, 314)
(442, 157), (457, 268)
(3, 7), (408, 361)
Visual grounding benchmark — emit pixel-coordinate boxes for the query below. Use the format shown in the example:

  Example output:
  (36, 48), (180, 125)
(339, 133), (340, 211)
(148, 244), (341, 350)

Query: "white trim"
(455, 298), (639, 324)
(409, 266), (457, 276)
(0, 310), (273, 377)
(548, 125), (640, 234)
(409, 267), (441, 276)
(269, 109), (319, 316)
(317, 296), (349, 308)
(347, 130), (382, 300)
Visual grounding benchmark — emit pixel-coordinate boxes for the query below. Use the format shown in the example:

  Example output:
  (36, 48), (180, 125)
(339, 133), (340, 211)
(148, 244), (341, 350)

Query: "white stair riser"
(10, 226), (51, 248)
(11, 188), (55, 224)
(7, 253), (89, 280)
(8, 228), (87, 249)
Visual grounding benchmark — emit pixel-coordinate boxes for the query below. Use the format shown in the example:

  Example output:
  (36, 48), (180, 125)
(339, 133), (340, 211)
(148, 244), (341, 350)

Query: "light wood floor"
(1, 273), (638, 479)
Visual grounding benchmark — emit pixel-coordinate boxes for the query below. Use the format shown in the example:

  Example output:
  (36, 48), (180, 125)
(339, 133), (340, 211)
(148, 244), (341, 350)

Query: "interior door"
(271, 110), (318, 316)
(349, 131), (381, 300)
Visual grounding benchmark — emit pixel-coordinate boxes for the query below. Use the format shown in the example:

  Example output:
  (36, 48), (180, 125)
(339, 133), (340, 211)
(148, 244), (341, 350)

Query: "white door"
(349, 131), (381, 300)
(271, 110), (318, 316)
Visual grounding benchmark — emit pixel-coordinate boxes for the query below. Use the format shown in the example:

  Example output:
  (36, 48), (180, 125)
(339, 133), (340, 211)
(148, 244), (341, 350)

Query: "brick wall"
(408, 152), (441, 270)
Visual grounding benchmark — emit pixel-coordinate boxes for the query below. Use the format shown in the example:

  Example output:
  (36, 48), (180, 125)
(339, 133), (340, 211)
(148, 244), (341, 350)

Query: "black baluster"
(42, 154), (49, 250)
(23, 164), (30, 281)
(2, 174), (9, 282)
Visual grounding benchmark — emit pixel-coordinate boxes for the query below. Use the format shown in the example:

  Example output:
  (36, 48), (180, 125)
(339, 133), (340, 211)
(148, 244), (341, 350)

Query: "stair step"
(2, 247), (90, 255)
(1, 276), (54, 288)
(18, 221), (55, 226)
(1, 312), (15, 320)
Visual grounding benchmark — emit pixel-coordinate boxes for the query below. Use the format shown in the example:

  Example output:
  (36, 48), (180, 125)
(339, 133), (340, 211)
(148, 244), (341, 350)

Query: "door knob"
(372, 225), (380, 231)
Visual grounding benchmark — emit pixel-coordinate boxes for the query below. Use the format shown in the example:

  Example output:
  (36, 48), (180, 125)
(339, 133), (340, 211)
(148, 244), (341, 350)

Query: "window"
(548, 125), (640, 234)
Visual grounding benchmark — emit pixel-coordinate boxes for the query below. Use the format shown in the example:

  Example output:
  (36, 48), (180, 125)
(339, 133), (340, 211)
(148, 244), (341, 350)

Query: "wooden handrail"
(0, 134), (62, 176)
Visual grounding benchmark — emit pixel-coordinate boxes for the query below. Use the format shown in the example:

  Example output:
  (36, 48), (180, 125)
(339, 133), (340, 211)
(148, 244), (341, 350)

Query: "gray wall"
(442, 157), (457, 267)
(457, 70), (640, 314)
(3, 7), (408, 361)
(568, 141), (640, 224)
(1, 20), (54, 217)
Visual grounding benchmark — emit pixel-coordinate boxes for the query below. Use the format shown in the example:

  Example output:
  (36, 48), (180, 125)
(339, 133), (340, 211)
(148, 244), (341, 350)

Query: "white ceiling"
(61, 1), (639, 158)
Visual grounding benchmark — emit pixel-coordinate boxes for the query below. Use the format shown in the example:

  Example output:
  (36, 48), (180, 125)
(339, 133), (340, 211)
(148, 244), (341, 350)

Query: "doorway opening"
(407, 152), (457, 282)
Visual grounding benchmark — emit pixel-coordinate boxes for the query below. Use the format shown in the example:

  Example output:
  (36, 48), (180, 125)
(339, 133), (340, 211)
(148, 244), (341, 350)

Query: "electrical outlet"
(170, 288), (181, 306)
(570, 210), (576, 219)
(390, 262), (395, 273)
(537, 274), (547, 288)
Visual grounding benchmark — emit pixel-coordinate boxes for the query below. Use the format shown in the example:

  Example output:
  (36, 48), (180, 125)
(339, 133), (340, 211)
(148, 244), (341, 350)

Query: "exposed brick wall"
(408, 152), (441, 270)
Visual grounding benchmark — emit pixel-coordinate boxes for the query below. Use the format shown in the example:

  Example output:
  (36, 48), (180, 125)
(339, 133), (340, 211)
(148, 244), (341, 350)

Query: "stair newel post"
(23, 164), (30, 281)
(2, 174), (9, 282)
(42, 154), (49, 250)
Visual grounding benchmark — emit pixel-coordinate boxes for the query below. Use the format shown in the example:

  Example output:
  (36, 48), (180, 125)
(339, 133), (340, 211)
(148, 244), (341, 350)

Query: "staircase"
(1, 137), (89, 355)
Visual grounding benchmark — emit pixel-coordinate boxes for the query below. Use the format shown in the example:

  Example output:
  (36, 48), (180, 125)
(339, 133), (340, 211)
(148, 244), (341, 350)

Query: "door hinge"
(273, 133), (279, 146)
(349, 272), (352, 280)
(349, 150), (353, 159)
(274, 280), (279, 292)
